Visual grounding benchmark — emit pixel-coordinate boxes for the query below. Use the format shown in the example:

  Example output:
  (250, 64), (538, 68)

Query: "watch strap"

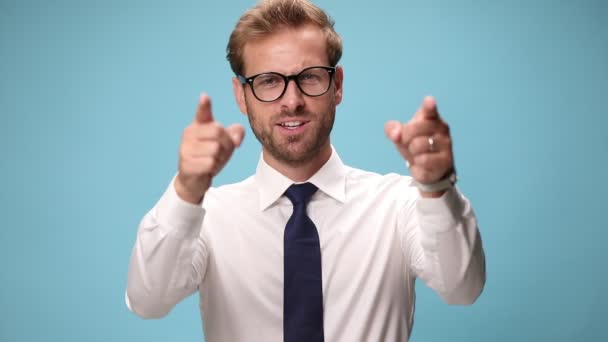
(413, 168), (457, 192)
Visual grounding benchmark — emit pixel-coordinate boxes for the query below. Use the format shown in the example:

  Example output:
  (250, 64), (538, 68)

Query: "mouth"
(277, 120), (308, 130)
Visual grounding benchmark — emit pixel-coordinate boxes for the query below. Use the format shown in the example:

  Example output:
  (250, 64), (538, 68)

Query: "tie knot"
(285, 182), (318, 206)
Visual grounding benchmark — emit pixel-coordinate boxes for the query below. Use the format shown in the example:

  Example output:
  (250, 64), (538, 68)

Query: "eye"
(299, 72), (321, 83)
(254, 74), (282, 88)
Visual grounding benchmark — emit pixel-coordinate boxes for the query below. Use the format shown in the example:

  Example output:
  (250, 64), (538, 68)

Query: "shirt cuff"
(416, 186), (465, 234)
(154, 177), (206, 239)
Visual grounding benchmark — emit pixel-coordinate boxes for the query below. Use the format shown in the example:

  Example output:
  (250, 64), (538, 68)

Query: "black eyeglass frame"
(237, 66), (337, 102)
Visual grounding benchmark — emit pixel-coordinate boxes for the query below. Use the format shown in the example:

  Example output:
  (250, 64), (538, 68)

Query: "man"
(126, 0), (486, 341)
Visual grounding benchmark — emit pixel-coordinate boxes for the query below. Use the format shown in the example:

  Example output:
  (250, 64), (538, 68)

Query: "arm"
(126, 94), (245, 318)
(400, 186), (485, 304)
(385, 96), (485, 304)
(126, 180), (208, 319)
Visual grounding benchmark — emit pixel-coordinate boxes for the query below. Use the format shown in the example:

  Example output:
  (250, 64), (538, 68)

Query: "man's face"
(232, 24), (343, 166)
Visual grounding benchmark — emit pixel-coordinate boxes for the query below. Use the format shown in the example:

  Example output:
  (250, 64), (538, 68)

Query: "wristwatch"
(413, 168), (458, 193)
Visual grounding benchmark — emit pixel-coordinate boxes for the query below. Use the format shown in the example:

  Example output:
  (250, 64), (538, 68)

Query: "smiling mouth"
(278, 121), (307, 130)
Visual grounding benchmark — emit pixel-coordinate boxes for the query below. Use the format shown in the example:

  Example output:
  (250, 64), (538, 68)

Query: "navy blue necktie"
(284, 183), (324, 342)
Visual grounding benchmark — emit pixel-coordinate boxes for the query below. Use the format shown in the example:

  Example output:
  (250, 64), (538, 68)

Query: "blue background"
(1, 0), (607, 341)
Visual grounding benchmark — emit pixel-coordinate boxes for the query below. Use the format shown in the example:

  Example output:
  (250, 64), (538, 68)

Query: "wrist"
(419, 189), (446, 198)
(174, 174), (210, 204)
(413, 168), (457, 194)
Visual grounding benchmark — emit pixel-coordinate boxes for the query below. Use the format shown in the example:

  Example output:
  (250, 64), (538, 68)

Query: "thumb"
(384, 120), (402, 144)
(226, 124), (246, 147)
(195, 93), (214, 124)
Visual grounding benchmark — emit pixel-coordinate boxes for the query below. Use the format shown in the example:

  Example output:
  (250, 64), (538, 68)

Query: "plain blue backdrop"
(1, 0), (607, 341)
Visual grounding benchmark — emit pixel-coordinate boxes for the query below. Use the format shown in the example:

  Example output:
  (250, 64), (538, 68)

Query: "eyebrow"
(246, 65), (321, 77)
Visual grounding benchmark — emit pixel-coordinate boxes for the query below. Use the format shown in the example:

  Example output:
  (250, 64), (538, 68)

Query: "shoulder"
(202, 175), (257, 209)
(345, 165), (412, 189)
(343, 165), (418, 200)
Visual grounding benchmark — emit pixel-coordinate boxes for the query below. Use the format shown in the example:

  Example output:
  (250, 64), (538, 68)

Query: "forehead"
(242, 24), (329, 76)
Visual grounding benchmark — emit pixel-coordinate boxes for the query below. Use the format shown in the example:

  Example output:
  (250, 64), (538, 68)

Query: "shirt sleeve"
(125, 177), (210, 318)
(398, 186), (486, 305)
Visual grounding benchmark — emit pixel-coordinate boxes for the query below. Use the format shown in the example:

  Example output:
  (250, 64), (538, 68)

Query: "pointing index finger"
(421, 95), (439, 120)
(412, 96), (440, 122)
(195, 93), (214, 124)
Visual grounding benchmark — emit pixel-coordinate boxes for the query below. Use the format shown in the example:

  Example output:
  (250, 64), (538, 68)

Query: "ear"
(333, 66), (344, 106)
(232, 77), (248, 115)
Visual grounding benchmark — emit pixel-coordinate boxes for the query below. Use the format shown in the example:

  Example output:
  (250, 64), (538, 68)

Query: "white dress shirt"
(126, 148), (485, 342)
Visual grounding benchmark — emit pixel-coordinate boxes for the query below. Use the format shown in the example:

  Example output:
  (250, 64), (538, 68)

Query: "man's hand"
(384, 96), (454, 198)
(175, 93), (245, 204)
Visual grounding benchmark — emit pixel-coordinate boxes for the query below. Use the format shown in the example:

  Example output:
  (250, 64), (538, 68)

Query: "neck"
(263, 143), (332, 182)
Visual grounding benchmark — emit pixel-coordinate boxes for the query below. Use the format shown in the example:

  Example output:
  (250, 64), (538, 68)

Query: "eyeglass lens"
(251, 67), (332, 101)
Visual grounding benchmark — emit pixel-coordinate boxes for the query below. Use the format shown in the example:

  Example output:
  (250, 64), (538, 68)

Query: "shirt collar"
(254, 146), (348, 211)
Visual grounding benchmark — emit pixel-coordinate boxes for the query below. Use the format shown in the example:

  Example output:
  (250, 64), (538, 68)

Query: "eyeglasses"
(238, 66), (336, 102)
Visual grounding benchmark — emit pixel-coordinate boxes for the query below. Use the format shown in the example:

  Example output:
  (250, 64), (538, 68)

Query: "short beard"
(245, 96), (335, 167)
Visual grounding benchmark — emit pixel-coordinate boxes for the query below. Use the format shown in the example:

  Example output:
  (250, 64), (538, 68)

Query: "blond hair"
(226, 0), (343, 76)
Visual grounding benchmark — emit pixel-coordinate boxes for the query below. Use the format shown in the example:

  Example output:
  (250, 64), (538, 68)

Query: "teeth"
(281, 121), (303, 129)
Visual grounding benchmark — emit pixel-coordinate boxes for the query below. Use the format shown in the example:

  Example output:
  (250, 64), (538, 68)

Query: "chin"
(279, 138), (329, 165)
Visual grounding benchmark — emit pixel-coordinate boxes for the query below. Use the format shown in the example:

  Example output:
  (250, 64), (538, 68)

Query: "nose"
(280, 78), (305, 113)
